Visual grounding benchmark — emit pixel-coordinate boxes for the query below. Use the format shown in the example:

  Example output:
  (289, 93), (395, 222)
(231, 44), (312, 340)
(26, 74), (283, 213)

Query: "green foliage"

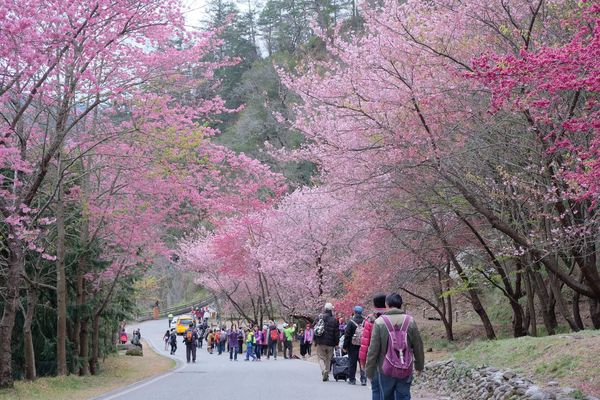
(570, 389), (585, 399)
(534, 355), (578, 378)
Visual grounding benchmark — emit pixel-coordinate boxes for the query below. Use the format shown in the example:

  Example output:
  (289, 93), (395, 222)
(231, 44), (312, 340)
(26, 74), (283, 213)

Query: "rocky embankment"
(414, 359), (598, 400)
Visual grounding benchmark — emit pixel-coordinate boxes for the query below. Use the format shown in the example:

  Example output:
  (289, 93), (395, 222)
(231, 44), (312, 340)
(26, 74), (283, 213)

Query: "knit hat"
(324, 302), (334, 311)
(353, 305), (364, 314)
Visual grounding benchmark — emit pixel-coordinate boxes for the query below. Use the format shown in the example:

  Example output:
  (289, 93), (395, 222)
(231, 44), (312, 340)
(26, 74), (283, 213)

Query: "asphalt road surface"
(94, 318), (437, 400)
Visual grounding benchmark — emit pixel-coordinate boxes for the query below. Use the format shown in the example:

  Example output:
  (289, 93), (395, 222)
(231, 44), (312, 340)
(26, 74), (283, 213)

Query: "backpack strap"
(381, 314), (412, 348)
(380, 315), (396, 348)
(400, 315), (412, 333)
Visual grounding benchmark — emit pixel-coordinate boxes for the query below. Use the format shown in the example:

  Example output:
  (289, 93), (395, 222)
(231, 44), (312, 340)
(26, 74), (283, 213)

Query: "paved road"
(95, 318), (374, 400)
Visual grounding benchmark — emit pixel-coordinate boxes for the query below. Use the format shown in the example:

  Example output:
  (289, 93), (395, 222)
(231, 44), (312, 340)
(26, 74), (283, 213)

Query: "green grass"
(0, 341), (175, 400)
(452, 329), (600, 396)
(534, 355), (578, 378)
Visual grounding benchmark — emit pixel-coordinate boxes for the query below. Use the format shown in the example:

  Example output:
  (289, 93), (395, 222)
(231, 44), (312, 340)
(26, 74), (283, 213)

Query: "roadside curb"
(91, 335), (185, 400)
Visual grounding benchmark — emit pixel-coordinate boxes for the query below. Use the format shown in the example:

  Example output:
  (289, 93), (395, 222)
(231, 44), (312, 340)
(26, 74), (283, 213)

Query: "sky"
(183, 0), (210, 26)
(182, 0), (255, 27)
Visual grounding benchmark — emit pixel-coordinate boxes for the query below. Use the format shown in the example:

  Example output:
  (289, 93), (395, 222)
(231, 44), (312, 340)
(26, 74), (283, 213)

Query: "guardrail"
(136, 295), (217, 322)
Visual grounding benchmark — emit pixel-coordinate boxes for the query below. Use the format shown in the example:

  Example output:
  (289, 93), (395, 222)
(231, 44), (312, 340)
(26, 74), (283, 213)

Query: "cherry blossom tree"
(0, 0), (287, 385)
(275, 0), (599, 334)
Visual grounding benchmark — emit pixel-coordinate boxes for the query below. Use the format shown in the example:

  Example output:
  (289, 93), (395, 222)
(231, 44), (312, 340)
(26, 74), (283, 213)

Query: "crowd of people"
(310, 293), (425, 400)
(160, 293), (424, 400)
(163, 319), (314, 363)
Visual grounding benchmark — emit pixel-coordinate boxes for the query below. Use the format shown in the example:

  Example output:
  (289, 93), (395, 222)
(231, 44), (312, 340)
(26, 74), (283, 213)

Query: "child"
(207, 329), (215, 354)
(245, 329), (257, 361)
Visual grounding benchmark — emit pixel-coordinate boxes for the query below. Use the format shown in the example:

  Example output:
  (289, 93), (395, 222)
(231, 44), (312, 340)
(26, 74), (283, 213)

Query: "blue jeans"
(255, 343), (261, 359)
(268, 341), (277, 359)
(377, 371), (413, 400)
(229, 345), (237, 360)
(246, 343), (256, 360)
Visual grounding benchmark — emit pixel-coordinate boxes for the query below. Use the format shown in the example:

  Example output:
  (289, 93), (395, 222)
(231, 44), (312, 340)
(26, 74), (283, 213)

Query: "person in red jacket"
(359, 294), (387, 390)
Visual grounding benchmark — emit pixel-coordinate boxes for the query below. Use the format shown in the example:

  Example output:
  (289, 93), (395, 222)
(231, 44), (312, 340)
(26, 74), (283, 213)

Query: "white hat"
(324, 302), (334, 311)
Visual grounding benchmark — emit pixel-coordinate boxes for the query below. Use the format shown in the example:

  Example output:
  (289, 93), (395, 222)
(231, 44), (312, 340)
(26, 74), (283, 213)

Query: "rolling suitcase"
(331, 347), (349, 381)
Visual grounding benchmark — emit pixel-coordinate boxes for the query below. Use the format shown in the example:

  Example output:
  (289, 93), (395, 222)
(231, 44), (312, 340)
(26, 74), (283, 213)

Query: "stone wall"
(413, 359), (597, 400)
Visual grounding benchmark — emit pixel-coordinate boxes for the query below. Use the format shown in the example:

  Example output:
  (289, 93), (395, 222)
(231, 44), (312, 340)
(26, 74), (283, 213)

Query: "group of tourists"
(168, 320), (315, 362)
(311, 293), (425, 400)
(160, 292), (423, 400)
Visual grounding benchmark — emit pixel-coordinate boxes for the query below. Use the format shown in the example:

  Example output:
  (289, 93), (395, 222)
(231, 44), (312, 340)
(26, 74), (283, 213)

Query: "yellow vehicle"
(175, 315), (195, 335)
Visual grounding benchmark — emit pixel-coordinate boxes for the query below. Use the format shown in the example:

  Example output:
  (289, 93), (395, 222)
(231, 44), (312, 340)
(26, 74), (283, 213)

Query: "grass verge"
(0, 341), (175, 400)
(453, 329), (600, 396)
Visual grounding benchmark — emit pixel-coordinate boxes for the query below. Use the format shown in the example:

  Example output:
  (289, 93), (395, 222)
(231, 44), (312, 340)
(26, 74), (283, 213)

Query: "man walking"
(313, 302), (338, 381)
(183, 323), (198, 363)
(365, 293), (424, 400)
(343, 305), (365, 385)
(169, 329), (178, 355)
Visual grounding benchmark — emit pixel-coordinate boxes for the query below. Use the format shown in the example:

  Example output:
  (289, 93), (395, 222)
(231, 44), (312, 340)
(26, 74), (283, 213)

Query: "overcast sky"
(182, 0), (255, 27)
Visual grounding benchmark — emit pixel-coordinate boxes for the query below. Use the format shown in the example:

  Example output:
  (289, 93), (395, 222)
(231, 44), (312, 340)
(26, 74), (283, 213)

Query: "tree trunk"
(431, 217), (496, 339)
(23, 287), (38, 381)
(71, 265), (85, 374)
(444, 296), (454, 341)
(572, 291), (584, 330)
(91, 314), (101, 374)
(590, 298), (600, 329)
(56, 156), (68, 376)
(456, 211), (525, 337)
(531, 267), (557, 335)
(79, 315), (90, 376)
(441, 265), (454, 341)
(524, 271), (537, 336)
(78, 267), (90, 376)
(0, 243), (24, 388)
(509, 299), (527, 337)
(548, 273), (579, 331)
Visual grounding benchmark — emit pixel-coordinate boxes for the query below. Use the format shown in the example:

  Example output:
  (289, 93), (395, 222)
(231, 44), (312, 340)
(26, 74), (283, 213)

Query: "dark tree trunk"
(531, 267), (557, 335)
(572, 291), (584, 330)
(590, 298), (600, 329)
(79, 310), (90, 376)
(509, 299), (527, 337)
(23, 287), (38, 381)
(524, 271), (537, 336)
(548, 273), (579, 331)
(90, 314), (100, 375)
(0, 243), (24, 388)
(56, 163), (68, 376)
(430, 214), (495, 339)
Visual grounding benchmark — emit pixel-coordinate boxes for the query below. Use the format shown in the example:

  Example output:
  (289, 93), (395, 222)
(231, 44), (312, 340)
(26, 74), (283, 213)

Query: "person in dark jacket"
(313, 302), (338, 381)
(169, 329), (177, 355)
(183, 323), (198, 363)
(343, 305), (365, 385)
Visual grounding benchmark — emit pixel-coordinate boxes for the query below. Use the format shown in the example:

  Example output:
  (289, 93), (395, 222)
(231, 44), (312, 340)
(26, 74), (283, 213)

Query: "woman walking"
(228, 324), (239, 361)
(304, 324), (314, 356)
(245, 329), (257, 361)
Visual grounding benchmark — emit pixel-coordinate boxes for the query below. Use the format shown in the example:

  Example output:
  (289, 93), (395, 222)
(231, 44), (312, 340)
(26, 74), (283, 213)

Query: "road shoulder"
(0, 340), (175, 400)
